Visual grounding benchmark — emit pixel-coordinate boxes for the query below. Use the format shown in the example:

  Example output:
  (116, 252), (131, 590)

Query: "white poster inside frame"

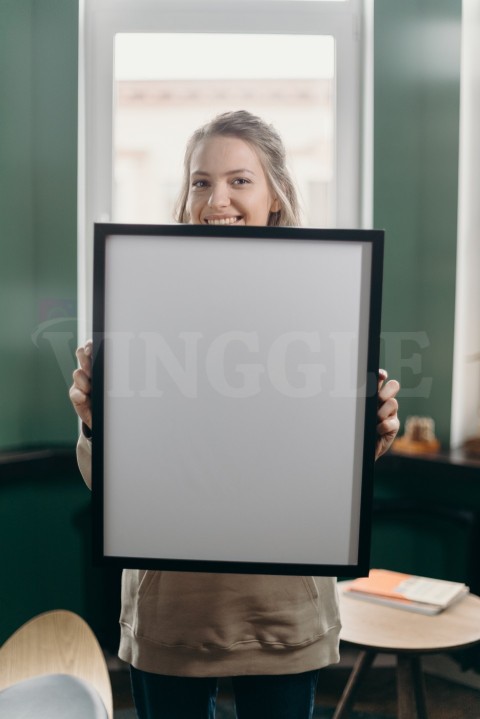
(92, 224), (383, 576)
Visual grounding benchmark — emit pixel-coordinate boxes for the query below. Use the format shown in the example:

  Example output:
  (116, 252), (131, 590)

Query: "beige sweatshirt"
(77, 433), (341, 677)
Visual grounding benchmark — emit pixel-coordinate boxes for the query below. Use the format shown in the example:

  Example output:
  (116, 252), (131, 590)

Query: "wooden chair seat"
(0, 610), (113, 719)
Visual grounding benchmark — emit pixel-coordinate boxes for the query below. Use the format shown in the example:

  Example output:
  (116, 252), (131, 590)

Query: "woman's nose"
(208, 183), (230, 208)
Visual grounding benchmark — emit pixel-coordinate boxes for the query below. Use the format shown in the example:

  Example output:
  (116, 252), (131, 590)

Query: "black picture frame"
(92, 223), (384, 576)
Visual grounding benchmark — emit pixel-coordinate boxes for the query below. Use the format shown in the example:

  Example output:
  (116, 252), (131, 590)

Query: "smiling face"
(186, 135), (280, 227)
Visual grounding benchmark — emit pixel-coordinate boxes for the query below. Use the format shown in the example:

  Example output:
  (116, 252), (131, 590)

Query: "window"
(78, 0), (371, 338)
(113, 33), (335, 227)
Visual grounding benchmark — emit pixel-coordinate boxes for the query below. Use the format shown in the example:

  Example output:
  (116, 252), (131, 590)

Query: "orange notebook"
(344, 569), (468, 615)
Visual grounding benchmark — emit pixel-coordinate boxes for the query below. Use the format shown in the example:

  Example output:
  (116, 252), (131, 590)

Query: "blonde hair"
(175, 110), (302, 227)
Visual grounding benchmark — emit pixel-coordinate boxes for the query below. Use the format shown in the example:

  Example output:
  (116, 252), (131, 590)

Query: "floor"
(108, 646), (480, 718)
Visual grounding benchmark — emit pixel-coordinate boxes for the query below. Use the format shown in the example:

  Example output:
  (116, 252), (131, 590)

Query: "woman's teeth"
(206, 217), (240, 225)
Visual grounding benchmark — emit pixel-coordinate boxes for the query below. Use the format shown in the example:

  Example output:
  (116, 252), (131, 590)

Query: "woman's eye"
(232, 178), (250, 186)
(192, 179), (208, 189)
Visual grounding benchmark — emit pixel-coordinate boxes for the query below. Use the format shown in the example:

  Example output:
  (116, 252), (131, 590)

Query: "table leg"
(411, 655), (428, 719)
(397, 654), (428, 719)
(332, 650), (376, 719)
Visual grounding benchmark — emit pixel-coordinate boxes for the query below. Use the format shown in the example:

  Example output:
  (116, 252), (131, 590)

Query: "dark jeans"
(130, 665), (320, 719)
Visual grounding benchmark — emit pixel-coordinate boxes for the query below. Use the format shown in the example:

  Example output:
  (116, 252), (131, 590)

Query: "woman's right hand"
(69, 339), (93, 430)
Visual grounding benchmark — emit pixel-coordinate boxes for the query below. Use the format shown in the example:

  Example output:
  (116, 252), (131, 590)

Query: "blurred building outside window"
(113, 33), (335, 227)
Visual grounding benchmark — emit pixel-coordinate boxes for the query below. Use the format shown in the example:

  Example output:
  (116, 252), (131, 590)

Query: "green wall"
(0, 0), (86, 645)
(375, 0), (461, 446)
(0, 0), (78, 450)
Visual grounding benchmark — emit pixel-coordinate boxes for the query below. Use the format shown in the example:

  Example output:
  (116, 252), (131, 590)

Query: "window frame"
(78, 0), (371, 340)
(450, 0), (480, 448)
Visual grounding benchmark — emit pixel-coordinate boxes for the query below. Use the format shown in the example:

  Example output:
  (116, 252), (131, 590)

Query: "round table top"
(338, 581), (480, 654)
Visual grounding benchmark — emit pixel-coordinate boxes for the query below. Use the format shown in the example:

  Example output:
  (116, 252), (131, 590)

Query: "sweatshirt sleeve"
(76, 428), (92, 490)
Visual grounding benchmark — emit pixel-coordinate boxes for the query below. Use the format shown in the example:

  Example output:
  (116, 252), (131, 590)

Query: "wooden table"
(334, 583), (480, 719)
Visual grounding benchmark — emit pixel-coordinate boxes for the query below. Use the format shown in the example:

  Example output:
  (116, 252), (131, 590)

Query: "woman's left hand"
(375, 369), (400, 460)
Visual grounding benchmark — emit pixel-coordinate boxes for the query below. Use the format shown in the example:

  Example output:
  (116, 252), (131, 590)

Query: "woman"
(70, 110), (400, 719)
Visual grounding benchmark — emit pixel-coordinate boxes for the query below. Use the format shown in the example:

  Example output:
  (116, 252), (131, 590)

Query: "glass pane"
(113, 33), (335, 227)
